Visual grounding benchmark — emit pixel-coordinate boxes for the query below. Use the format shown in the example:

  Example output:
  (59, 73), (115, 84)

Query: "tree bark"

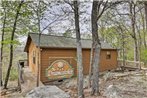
(88, 42), (94, 88)
(137, 27), (142, 69)
(91, 1), (101, 96)
(144, 2), (147, 48)
(36, 0), (41, 87)
(136, 20), (142, 70)
(122, 37), (125, 70)
(4, 0), (24, 89)
(129, 2), (139, 67)
(120, 27), (125, 71)
(73, 1), (84, 98)
(0, 3), (7, 86)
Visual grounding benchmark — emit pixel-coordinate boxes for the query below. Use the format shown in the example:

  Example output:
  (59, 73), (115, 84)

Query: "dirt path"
(1, 66), (43, 98)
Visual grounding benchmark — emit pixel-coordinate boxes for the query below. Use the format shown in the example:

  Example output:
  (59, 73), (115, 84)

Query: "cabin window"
(33, 51), (36, 64)
(106, 51), (111, 59)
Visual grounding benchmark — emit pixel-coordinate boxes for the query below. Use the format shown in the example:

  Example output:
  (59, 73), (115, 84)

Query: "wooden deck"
(118, 59), (145, 70)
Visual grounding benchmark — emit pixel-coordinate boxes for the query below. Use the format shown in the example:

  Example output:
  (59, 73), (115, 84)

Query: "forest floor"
(1, 69), (147, 98)
(58, 69), (147, 98)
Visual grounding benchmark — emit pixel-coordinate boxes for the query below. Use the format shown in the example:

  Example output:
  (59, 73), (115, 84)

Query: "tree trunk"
(88, 42), (94, 88)
(136, 20), (142, 70)
(122, 32), (125, 71)
(122, 43), (125, 71)
(0, 4), (6, 86)
(118, 26), (125, 71)
(138, 30), (142, 69)
(73, 1), (84, 98)
(134, 40), (138, 67)
(130, 2), (139, 67)
(145, 2), (147, 48)
(4, 0), (23, 89)
(91, 1), (101, 96)
(36, 1), (41, 87)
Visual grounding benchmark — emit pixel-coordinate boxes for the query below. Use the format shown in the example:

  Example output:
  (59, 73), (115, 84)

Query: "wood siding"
(40, 48), (118, 83)
(28, 41), (40, 75)
(28, 41), (118, 83)
(99, 49), (118, 71)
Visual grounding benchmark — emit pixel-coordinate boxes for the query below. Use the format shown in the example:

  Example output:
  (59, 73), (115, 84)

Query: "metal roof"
(24, 33), (115, 52)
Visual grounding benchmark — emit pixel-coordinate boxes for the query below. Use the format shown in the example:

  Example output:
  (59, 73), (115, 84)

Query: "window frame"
(106, 51), (111, 60)
(33, 51), (36, 64)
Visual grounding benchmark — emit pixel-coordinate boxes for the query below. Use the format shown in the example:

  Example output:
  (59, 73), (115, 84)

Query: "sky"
(40, 1), (92, 35)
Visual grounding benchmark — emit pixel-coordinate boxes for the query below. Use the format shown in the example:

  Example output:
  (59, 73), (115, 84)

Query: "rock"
(103, 72), (114, 81)
(25, 86), (70, 98)
(74, 93), (77, 97)
(67, 90), (71, 94)
(104, 85), (122, 98)
(65, 78), (77, 89)
(64, 76), (90, 89)
(83, 76), (89, 89)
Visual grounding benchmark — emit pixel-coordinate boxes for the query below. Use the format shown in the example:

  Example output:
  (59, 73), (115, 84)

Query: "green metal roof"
(24, 33), (115, 52)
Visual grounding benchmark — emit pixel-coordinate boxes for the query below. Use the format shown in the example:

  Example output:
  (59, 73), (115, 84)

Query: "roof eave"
(38, 46), (117, 50)
(24, 34), (31, 52)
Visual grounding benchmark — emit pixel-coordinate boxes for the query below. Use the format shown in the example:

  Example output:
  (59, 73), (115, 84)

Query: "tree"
(36, 0), (41, 87)
(0, 1), (7, 86)
(129, 2), (139, 67)
(73, 1), (84, 98)
(91, 1), (101, 95)
(144, 1), (147, 48)
(0, 0), (45, 88)
(4, 0), (24, 89)
(90, 0), (121, 95)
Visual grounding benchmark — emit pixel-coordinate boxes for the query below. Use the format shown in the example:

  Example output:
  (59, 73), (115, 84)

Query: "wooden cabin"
(24, 33), (118, 83)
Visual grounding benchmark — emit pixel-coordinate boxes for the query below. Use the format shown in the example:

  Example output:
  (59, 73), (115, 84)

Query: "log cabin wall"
(40, 48), (77, 83)
(40, 48), (118, 83)
(99, 49), (118, 71)
(28, 41), (40, 75)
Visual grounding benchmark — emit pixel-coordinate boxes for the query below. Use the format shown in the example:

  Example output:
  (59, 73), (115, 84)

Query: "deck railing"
(118, 59), (145, 69)
(17, 60), (27, 92)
